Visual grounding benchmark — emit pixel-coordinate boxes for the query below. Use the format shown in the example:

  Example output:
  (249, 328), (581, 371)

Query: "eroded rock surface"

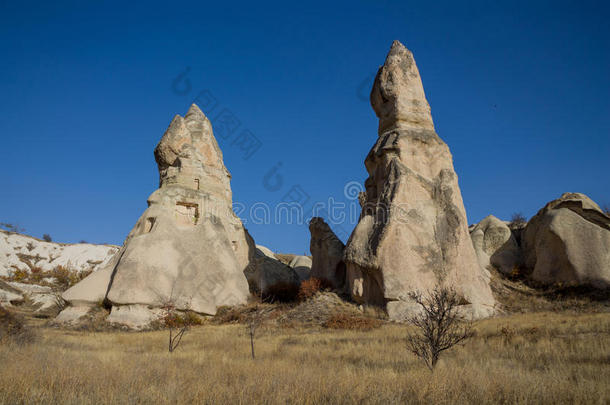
(244, 245), (300, 297)
(309, 217), (346, 290)
(344, 41), (495, 320)
(522, 192), (610, 288)
(470, 215), (521, 276)
(60, 105), (254, 324)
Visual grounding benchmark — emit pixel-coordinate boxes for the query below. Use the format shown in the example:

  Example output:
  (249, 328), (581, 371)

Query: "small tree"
(406, 287), (474, 370)
(42, 234), (52, 242)
(161, 300), (199, 353)
(247, 309), (263, 359)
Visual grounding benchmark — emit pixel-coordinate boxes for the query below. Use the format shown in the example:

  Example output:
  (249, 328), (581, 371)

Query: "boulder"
(309, 217), (346, 290)
(0, 280), (23, 306)
(106, 305), (163, 330)
(244, 245), (300, 296)
(343, 41), (495, 320)
(522, 192), (610, 288)
(289, 255), (312, 282)
(60, 104), (255, 325)
(470, 215), (521, 275)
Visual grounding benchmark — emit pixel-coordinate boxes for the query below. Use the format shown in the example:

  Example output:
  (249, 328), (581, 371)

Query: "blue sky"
(1, 0), (609, 253)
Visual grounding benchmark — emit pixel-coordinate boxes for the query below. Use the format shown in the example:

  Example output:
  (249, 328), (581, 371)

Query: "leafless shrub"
(406, 287), (474, 370)
(42, 234), (52, 242)
(262, 282), (299, 303)
(500, 325), (516, 345)
(297, 278), (333, 301)
(0, 305), (35, 345)
(160, 300), (201, 353)
(52, 290), (68, 312)
(0, 222), (25, 233)
(509, 212), (527, 229)
(247, 308), (263, 359)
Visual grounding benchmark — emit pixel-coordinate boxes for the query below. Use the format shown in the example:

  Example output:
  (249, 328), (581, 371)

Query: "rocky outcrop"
(309, 217), (346, 290)
(344, 41), (495, 320)
(0, 230), (118, 277)
(522, 193), (610, 288)
(59, 104), (255, 325)
(0, 280), (23, 306)
(470, 215), (521, 276)
(289, 256), (312, 282)
(244, 245), (300, 297)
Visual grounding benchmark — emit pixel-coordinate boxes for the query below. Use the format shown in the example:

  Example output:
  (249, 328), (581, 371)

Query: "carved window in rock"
(175, 202), (199, 226)
(144, 217), (156, 233)
(194, 178), (200, 190)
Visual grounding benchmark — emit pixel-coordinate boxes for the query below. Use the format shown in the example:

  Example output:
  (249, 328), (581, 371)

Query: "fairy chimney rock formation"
(60, 104), (254, 326)
(344, 41), (495, 320)
(309, 217), (346, 290)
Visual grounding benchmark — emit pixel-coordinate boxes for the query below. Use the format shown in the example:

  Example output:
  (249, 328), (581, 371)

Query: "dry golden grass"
(0, 311), (608, 404)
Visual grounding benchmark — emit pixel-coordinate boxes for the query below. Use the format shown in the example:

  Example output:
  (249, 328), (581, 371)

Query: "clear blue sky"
(1, 0), (609, 253)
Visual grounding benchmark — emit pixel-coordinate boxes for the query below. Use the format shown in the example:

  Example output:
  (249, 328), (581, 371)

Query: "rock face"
(522, 192), (610, 288)
(343, 41), (495, 320)
(0, 280), (23, 306)
(309, 217), (346, 290)
(470, 215), (521, 276)
(289, 256), (312, 282)
(61, 104), (254, 323)
(244, 245), (300, 297)
(0, 230), (118, 277)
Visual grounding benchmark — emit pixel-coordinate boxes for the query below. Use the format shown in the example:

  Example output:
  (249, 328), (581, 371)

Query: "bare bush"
(262, 282), (299, 303)
(406, 287), (474, 370)
(0, 305), (35, 345)
(247, 308), (263, 359)
(42, 234), (52, 242)
(0, 222), (25, 233)
(297, 278), (333, 301)
(160, 300), (201, 353)
(509, 212), (527, 229)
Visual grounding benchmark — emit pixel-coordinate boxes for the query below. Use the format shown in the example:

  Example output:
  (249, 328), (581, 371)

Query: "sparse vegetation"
(0, 311), (607, 403)
(0, 306), (35, 345)
(297, 277), (333, 301)
(246, 307), (263, 359)
(406, 288), (474, 370)
(603, 204), (610, 216)
(42, 234), (52, 242)
(160, 301), (201, 353)
(323, 313), (382, 330)
(509, 212), (527, 229)
(262, 282), (299, 303)
(3, 265), (91, 291)
(0, 222), (25, 233)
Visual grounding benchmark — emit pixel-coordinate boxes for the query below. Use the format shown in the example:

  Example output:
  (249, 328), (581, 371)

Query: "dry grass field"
(0, 310), (608, 404)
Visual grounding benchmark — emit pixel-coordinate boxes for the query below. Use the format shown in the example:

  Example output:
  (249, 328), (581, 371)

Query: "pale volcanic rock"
(470, 215), (521, 276)
(522, 192), (610, 288)
(60, 104), (255, 324)
(344, 41), (495, 320)
(0, 229), (118, 277)
(289, 255), (312, 282)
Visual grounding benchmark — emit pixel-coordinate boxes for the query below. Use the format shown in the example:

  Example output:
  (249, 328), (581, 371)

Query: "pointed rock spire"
(370, 40), (435, 134)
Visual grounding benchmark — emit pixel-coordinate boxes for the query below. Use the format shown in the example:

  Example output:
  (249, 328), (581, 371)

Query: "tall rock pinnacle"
(344, 42), (495, 321)
(61, 104), (255, 327)
(370, 40), (435, 134)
